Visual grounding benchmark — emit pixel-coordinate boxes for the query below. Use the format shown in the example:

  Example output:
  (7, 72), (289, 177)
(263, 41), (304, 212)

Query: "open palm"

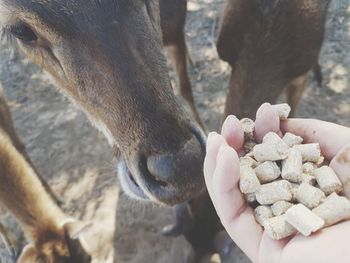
(204, 103), (350, 263)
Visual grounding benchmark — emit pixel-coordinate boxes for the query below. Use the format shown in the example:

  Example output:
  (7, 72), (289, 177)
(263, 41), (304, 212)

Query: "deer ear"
(62, 221), (92, 263)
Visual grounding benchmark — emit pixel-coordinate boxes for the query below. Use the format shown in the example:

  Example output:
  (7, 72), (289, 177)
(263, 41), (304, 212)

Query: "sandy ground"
(0, 0), (349, 262)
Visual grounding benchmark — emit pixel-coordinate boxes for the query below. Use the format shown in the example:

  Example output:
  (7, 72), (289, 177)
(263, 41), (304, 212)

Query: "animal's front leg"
(162, 202), (195, 237)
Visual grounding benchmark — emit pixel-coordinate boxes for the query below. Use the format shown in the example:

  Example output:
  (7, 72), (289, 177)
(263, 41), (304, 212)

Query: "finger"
(212, 144), (263, 262)
(212, 144), (243, 223)
(255, 103), (281, 142)
(330, 143), (350, 199)
(281, 119), (350, 160)
(204, 132), (227, 201)
(221, 115), (245, 151)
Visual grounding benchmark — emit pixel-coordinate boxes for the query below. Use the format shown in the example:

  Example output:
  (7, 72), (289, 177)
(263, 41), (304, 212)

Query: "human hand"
(204, 103), (350, 263)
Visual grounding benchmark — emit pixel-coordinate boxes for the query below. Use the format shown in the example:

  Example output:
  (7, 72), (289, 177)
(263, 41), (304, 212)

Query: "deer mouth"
(116, 122), (207, 205)
(117, 160), (149, 201)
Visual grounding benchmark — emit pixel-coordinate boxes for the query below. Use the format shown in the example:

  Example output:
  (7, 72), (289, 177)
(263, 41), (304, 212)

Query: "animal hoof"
(214, 231), (238, 262)
(221, 242), (235, 260)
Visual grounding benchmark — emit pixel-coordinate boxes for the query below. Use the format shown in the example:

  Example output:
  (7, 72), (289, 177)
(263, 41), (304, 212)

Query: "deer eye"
(9, 23), (38, 43)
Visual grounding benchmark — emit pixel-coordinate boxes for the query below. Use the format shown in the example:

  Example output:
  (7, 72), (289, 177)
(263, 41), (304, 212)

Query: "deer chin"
(117, 160), (150, 201)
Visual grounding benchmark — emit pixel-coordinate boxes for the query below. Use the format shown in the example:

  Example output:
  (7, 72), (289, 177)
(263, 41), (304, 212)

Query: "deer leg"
(214, 231), (240, 263)
(0, 89), (62, 206)
(0, 130), (91, 263)
(185, 44), (196, 70)
(313, 63), (323, 87)
(224, 73), (238, 118)
(161, 193), (243, 262)
(286, 73), (309, 117)
(168, 36), (204, 129)
(162, 202), (194, 237)
(25, 159), (64, 206)
(179, 192), (224, 262)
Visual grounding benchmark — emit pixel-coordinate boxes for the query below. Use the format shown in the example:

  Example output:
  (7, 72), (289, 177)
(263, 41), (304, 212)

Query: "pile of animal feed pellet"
(239, 104), (350, 240)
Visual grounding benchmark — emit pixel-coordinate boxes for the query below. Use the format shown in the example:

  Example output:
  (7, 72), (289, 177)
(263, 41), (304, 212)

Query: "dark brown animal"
(217, 0), (331, 119)
(160, 0), (203, 127)
(162, 192), (228, 262)
(157, 2), (230, 261)
(0, 0), (206, 206)
(0, 1), (211, 260)
(164, 1), (331, 261)
(0, 87), (91, 263)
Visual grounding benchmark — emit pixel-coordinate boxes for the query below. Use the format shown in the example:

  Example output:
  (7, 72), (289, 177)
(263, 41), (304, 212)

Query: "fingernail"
(207, 132), (218, 151)
(222, 115), (239, 133)
(256, 102), (271, 118)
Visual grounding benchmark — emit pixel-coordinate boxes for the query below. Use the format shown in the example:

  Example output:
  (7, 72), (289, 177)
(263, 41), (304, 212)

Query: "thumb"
(330, 143), (350, 199)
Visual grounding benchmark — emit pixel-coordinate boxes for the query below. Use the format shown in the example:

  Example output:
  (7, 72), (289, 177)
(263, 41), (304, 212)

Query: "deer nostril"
(146, 155), (177, 183)
(146, 134), (204, 188)
(137, 155), (169, 188)
(145, 169), (169, 188)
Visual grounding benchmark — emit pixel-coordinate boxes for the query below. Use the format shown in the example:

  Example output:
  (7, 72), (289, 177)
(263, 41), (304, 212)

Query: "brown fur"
(160, 0), (203, 128)
(0, 87), (61, 205)
(217, 0), (330, 119)
(0, 0), (206, 206)
(0, 90), (91, 263)
(0, 0), (207, 259)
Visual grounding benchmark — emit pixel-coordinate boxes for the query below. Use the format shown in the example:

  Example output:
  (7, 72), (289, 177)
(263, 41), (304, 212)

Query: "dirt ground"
(0, 0), (349, 262)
